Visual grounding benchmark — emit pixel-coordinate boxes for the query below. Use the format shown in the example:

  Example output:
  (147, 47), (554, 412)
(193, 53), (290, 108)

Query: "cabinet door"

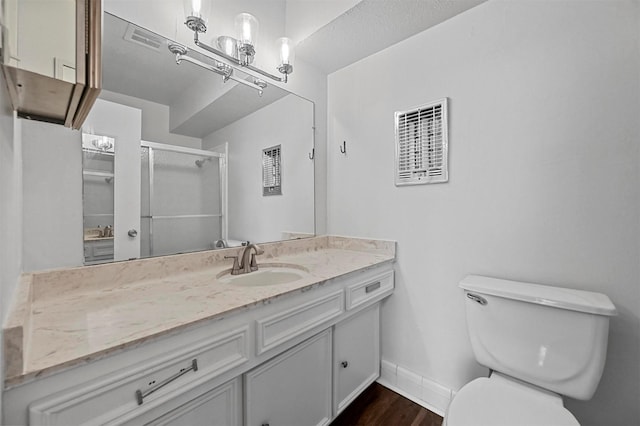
(333, 304), (380, 415)
(245, 330), (332, 426)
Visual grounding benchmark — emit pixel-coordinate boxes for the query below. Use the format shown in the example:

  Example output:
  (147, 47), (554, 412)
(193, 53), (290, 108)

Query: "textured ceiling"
(296, 0), (487, 74)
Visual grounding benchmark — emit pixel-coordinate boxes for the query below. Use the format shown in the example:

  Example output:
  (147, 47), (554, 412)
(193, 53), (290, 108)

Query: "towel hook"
(309, 148), (315, 160)
(340, 141), (347, 154)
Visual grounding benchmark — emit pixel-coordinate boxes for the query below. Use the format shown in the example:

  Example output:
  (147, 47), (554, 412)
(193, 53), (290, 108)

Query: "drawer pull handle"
(135, 359), (198, 405)
(365, 281), (381, 293)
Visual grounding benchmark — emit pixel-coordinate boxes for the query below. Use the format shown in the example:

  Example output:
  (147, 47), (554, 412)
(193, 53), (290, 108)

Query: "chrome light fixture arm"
(192, 31), (285, 83)
(170, 43), (266, 95)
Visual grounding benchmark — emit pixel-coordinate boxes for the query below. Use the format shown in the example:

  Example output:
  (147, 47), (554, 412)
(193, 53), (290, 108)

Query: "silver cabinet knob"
(128, 229), (138, 237)
(341, 361), (349, 368)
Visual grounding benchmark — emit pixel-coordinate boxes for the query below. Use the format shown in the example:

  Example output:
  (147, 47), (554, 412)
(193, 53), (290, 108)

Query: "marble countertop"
(4, 236), (395, 387)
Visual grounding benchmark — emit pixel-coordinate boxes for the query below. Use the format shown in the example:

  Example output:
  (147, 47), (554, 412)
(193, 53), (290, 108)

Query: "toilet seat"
(445, 374), (580, 426)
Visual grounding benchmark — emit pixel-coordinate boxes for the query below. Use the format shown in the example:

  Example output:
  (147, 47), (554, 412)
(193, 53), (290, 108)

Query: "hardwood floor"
(331, 383), (443, 426)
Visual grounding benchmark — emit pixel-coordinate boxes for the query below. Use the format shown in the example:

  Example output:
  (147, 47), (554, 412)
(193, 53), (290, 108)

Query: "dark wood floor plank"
(331, 383), (443, 426)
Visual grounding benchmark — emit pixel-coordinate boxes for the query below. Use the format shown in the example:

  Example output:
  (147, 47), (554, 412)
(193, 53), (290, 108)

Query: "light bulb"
(217, 36), (237, 58)
(277, 37), (294, 65)
(235, 13), (258, 46)
(276, 37), (294, 76)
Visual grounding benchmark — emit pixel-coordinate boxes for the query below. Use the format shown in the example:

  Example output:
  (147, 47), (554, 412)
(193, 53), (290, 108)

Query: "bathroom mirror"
(81, 13), (314, 264)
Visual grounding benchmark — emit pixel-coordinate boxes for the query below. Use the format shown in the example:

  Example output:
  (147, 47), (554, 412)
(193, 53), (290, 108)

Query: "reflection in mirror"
(81, 13), (315, 264)
(140, 142), (226, 258)
(2, 0), (76, 79)
(82, 134), (115, 264)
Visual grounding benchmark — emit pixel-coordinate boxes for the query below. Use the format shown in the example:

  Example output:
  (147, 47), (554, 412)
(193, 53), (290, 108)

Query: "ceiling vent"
(395, 98), (448, 186)
(124, 24), (164, 52)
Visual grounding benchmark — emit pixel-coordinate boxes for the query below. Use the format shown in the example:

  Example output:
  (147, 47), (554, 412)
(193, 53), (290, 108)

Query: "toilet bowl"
(445, 373), (578, 426)
(444, 275), (617, 426)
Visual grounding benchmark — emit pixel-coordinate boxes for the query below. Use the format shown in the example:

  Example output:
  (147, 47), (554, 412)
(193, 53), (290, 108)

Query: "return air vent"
(124, 24), (164, 52)
(395, 98), (448, 186)
(262, 145), (282, 196)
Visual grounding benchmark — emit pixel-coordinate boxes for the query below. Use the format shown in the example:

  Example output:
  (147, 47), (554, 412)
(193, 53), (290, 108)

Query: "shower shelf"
(141, 214), (222, 220)
(83, 170), (114, 178)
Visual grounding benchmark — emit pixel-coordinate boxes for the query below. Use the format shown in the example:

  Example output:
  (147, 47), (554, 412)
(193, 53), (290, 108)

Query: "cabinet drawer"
(115, 377), (242, 426)
(256, 290), (344, 355)
(29, 326), (249, 426)
(345, 271), (394, 310)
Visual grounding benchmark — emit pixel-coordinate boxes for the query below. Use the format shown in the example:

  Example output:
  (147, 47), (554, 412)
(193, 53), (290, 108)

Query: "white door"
(245, 330), (332, 426)
(333, 304), (380, 415)
(83, 99), (142, 261)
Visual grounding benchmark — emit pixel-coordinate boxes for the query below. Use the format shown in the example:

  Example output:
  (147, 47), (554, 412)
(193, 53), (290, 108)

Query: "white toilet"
(444, 275), (617, 426)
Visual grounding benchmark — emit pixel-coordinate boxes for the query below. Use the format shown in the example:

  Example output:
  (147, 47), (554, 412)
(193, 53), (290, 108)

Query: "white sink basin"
(216, 264), (309, 287)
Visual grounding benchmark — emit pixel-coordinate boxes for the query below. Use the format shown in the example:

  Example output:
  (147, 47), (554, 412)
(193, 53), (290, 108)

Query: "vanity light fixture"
(168, 43), (267, 96)
(183, 0), (294, 83)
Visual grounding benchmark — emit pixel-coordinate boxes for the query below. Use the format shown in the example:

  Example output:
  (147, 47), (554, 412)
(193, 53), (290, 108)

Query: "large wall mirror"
(81, 12), (315, 265)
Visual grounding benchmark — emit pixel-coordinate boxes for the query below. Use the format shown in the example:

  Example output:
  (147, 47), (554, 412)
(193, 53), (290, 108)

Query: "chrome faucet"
(226, 244), (264, 275)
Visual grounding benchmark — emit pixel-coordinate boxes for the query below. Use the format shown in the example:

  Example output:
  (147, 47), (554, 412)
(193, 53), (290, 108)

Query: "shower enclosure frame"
(141, 140), (228, 257)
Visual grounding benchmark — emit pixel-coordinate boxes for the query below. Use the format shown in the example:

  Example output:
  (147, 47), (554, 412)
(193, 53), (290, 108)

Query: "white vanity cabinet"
(5, 265), (394, 426)
(333, 304), (380, 416)
(245, 330), (333, 426)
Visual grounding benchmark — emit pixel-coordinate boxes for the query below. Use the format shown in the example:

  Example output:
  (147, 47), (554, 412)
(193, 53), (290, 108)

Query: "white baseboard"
(377, 359), (454, 417)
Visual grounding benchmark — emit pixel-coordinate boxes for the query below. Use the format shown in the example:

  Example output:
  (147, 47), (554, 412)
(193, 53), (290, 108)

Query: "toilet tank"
(459, 275), (617, 400)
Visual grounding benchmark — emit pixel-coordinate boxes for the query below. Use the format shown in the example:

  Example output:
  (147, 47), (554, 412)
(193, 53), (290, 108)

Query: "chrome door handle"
(128, 229), (138, 237)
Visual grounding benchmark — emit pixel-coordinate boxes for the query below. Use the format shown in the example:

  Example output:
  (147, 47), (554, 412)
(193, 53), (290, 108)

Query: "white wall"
(203, 94), (314, 243)
(17, 0), (75, 78)
(0, 75), (21, 318)
(327, 1), (639, 425)
(99, 91), (202, 149)
(21, 121), (83, 271)
(0, 64), (22, 422)
(84, 99), (142, 262)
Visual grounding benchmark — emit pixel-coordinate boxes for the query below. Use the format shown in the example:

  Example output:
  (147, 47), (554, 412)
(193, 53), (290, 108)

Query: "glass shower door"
(141, 142), (226, 258)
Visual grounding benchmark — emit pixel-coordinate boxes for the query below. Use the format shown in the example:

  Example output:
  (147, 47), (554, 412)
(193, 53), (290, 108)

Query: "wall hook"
(309, 148), (315, 160)
(340, 141), (347, 154)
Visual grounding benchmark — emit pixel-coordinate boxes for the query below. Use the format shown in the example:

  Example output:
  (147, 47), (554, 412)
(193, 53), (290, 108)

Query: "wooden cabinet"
(333, 304), (380, 416)
(1, 0), (101, 129)
(245, 330), (332, 426)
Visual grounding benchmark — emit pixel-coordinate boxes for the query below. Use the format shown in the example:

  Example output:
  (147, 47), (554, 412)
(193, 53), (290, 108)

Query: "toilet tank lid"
(459, 275), (617, 316)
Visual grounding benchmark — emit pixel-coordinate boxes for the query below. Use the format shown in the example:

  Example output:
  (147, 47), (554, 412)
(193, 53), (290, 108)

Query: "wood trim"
(71, 0), (101, 129)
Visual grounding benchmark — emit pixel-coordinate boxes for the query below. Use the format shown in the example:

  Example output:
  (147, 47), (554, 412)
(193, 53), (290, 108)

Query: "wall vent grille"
(395, 98), (448, 186)
(124, 24), (164, 52)
(262, 145), (282, 196)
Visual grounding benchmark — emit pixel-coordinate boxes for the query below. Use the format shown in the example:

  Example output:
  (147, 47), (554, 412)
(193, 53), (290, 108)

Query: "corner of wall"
(378, 359), (454, 417)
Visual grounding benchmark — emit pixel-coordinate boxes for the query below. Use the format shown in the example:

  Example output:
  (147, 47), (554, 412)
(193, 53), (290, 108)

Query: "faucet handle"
(224, 255), (241, 275)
